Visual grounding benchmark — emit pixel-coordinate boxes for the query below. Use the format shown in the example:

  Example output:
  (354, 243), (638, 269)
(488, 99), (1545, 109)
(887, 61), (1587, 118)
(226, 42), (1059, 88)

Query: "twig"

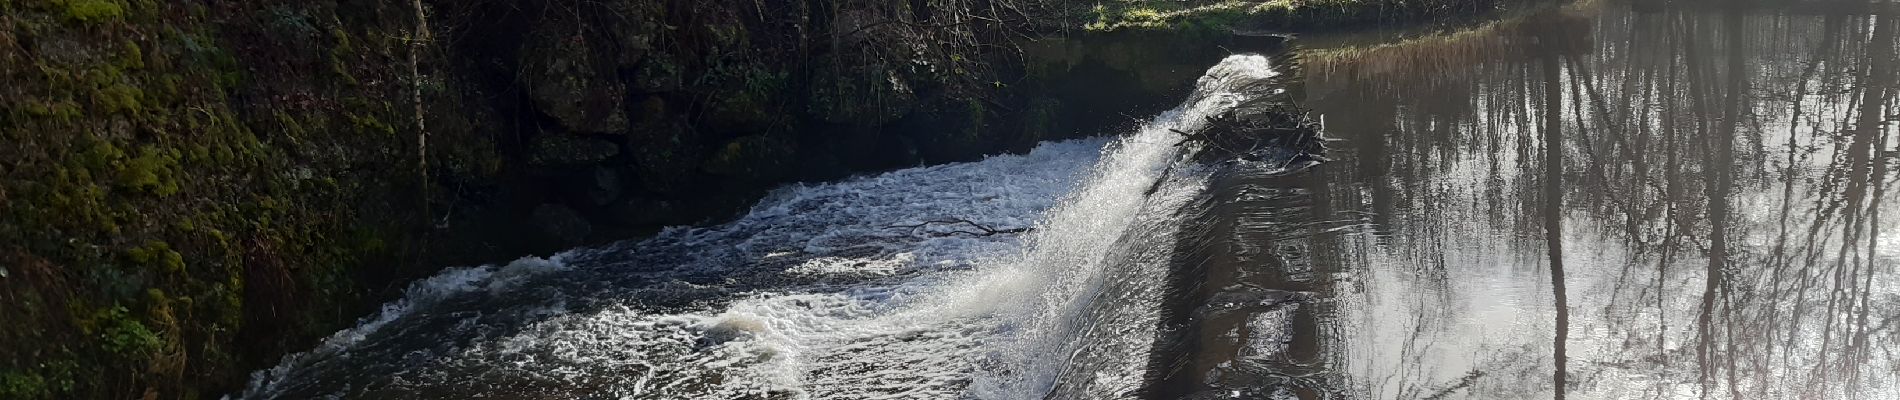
(889, 218), (1030, 237)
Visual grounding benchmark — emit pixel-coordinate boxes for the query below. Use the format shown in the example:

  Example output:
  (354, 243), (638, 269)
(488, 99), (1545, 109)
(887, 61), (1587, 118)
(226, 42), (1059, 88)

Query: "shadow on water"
(1208, 0), (1900, 398)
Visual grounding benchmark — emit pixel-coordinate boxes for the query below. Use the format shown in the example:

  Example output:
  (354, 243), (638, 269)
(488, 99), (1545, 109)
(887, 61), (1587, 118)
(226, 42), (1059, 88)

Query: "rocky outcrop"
(520, 18), (627, 134)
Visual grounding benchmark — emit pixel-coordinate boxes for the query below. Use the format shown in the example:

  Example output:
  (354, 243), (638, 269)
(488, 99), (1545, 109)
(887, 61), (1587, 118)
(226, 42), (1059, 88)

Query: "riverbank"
(0, 1), (1542, 398)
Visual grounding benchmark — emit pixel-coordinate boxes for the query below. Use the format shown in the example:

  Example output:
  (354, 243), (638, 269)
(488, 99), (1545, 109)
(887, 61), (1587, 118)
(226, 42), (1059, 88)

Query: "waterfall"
(235, 54), (1283, 400)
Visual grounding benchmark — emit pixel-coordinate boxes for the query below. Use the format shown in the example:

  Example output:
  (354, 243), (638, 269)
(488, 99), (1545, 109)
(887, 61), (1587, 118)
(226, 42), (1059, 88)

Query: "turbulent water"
(239, 55), (1286, 400)
(241, 3), (1900, 399)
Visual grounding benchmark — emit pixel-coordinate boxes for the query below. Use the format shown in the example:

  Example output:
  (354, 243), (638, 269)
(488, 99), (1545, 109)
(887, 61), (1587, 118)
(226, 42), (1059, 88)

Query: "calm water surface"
(1183, 2), (1899, 398)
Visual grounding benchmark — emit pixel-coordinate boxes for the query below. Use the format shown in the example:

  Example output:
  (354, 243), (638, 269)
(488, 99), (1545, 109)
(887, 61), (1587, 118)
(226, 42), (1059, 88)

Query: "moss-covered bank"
(0, 0), (1536, 398)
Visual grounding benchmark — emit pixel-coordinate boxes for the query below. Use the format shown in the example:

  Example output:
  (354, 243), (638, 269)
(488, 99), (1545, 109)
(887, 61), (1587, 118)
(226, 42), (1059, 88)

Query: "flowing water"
(239, 55), (1284, 399)
(240, 2), (1899, 399)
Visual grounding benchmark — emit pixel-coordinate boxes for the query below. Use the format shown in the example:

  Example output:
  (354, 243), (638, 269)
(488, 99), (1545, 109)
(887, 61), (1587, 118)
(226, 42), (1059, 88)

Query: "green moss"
(79, 138), (125, 170)
(41, 163), (117, 234)
(25, 99), (83, 122)
(117, 145), (179, 196)
(1081, 0), (1303, 33)
(119, 40), (144, 70)
(274, 110), (306, 139)
(326, 28), (359, 86)
(347, 112), (395, 136)
(210, 281), (241, 334)
(25, 358), (77, 397)
(125, 241), (184, 275)
(87, 305), (161, 360)
(0, 370), (48, 398)
(176, 31), (242, 89)
(93, 82), (143, 115)
(56, 0), (126, 25)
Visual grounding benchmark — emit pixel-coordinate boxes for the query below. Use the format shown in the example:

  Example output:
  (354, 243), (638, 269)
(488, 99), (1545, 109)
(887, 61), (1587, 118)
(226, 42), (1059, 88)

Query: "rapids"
(236, 54), (1291, 400)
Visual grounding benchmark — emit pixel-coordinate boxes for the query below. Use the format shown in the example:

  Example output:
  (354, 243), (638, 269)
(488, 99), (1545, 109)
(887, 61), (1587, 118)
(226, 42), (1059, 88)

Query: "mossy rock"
(56, 0), (128, 25)
(519, 18), (627, 134)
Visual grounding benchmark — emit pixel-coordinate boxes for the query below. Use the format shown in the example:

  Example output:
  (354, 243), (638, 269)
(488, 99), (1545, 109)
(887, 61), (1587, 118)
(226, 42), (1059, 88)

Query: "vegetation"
(0, 1), (495, 398)
(1084, 0), (1524, 33)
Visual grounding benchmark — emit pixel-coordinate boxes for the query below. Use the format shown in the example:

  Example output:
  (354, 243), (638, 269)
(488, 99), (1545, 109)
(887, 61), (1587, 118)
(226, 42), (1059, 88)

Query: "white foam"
(967, 54), (1281, 398)
(238, 55), (1286, 400)
(239, 255), (568, 397)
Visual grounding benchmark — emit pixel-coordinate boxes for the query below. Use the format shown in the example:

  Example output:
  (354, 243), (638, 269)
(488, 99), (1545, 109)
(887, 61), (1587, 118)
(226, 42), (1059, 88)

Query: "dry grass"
(1300, 1), (1597, 86)
(1083, 0), (1523, 33)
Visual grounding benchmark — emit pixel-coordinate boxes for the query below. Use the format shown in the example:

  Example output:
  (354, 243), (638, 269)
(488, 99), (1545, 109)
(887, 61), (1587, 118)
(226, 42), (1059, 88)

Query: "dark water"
(1173, 2), (1898, 399)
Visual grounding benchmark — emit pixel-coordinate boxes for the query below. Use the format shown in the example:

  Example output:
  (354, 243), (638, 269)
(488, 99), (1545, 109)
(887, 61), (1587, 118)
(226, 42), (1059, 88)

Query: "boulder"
(520, 20), (627, 133)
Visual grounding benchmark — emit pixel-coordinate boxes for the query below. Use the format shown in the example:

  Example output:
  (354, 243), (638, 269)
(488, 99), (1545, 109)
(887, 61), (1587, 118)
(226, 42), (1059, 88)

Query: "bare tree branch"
(889, 218), (1031, 237)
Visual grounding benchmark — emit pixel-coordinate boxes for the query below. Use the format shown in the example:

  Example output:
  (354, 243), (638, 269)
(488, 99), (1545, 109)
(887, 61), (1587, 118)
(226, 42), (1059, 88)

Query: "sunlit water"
(238, 56), (1285, 399)
(1272, 2), (1900, 399)
(238, 3), (1899, 400)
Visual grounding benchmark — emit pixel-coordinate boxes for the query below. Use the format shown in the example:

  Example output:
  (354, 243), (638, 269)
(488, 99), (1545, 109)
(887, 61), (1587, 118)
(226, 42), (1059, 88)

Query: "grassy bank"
(1083, 0), (1528, 33)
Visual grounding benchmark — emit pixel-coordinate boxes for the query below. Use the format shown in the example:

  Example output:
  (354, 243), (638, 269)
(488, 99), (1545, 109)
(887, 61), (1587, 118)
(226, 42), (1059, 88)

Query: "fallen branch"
(889, 218), (1030, 237)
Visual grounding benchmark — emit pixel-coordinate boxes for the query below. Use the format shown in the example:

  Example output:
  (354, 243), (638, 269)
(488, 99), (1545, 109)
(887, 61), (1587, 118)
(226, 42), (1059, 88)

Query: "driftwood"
(889, 218), (1031, 237)
(1146, 75), (1327, 196)
(1177, 78), (1329, 166)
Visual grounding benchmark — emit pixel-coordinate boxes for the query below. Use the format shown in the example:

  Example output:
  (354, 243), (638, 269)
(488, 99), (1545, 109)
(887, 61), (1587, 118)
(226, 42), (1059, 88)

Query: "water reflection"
(1292, 2), (1899, 398)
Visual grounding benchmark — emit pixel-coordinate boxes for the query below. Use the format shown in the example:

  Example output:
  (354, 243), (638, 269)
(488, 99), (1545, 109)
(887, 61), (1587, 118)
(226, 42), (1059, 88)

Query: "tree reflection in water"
(1291, 1), (1899, 398)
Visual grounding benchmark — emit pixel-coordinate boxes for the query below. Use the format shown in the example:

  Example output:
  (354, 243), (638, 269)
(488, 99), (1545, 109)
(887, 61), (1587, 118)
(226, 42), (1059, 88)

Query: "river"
(236, 2), (1898, 399)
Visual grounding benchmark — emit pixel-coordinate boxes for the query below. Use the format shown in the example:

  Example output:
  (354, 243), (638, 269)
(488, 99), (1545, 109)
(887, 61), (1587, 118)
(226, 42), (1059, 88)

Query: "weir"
(235, 54), (1313, 399)
(1141, 165), (1335, 399)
